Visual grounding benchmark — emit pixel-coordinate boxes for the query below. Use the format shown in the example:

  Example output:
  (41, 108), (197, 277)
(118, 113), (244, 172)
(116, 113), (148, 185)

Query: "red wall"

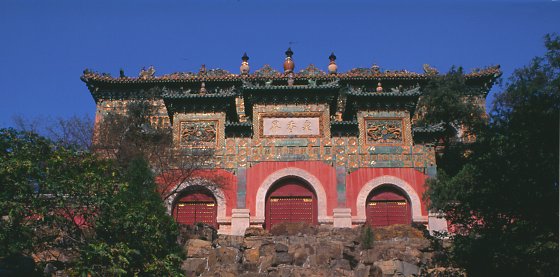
(346, 168), (429, 217)
(245, 161), (338, 217)
(155, 169), (237, 216)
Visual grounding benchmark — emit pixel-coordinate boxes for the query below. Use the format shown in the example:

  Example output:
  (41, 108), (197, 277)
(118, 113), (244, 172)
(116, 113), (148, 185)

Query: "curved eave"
(346, 88), (422, 97)
(161, 92), (237, 99)
(241, 85), (340, 91)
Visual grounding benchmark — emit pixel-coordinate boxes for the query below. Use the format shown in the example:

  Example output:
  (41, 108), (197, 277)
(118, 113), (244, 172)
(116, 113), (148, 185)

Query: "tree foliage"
(80, 158), (183, 276)
(418, 67), (490, 175)
(0, 128), (183, 275)
(426, 34), (559, 276)
(95, 100), (223, 201)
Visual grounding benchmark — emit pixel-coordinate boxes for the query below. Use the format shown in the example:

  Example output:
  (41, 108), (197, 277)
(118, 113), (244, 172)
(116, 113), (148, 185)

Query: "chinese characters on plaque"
(262, 117), (321, 137)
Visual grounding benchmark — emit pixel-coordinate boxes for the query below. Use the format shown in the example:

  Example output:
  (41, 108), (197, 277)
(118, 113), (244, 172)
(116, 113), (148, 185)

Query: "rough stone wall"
(180, 224), (465, 277)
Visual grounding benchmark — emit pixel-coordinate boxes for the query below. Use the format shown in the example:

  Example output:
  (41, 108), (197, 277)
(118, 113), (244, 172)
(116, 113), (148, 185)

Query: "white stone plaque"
(262, 117), (320, 137)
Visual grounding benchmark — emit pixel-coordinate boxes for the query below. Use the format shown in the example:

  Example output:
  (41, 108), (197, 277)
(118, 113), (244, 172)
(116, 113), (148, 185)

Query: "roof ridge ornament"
(371, 64), (380, 74)
(328, 52), (337, 75)
(283, 47), (295, 74)
(199, 64), (207, 76)
(422, 64), (439, 75)
(254, 64), (281, 78)
(299, 64), (326, 77)
(139, 65), (155, 79)
(240, 52), (250, 75)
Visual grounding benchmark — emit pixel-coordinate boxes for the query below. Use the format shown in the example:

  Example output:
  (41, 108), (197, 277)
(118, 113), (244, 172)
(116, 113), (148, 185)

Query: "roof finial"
(371, 64), (380, 74)
(199, 64), (207, 76)
(328, 52), (337, 75)
(283, 47), (295, 74)
(240, 52), (250, 75)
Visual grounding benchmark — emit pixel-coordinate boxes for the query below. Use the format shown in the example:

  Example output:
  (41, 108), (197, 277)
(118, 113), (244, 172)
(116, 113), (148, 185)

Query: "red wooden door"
(173, 192), (217, 228)
(366, 188), (410, 227)
(266, 179), (317, 230)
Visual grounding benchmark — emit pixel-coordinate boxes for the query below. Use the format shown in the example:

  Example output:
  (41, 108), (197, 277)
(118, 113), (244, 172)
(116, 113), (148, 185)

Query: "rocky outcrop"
(179, 224), (463, 277)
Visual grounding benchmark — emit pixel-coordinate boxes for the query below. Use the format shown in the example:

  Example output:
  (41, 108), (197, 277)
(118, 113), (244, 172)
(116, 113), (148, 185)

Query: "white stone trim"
(165, 178), (228, 223)
(355, 175), (423, 223)
(254, 167), (329, 224)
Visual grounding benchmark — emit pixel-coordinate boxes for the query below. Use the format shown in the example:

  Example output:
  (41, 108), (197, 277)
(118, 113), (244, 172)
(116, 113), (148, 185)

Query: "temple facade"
(81, 49), (500, 235)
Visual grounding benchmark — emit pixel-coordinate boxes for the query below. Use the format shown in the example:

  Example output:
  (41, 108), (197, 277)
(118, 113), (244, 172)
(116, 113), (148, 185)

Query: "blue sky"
(0, 0), (558, 127)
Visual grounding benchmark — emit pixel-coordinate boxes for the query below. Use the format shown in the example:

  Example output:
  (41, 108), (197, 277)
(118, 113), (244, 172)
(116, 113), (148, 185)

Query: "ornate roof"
(346, 86), (422, 97)
(81, 65), (501, 84)
(241, 80), (340, 91)
(161, 86), (236, 99)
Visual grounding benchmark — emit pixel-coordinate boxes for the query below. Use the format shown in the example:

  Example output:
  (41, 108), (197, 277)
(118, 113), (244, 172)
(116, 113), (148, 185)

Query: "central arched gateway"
(172, 186), (217, 228)
(265, 177), (318, 230)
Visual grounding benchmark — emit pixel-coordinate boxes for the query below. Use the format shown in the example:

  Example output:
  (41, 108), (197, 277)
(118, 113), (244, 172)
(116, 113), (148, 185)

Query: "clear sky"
(0, 0), (558, 128)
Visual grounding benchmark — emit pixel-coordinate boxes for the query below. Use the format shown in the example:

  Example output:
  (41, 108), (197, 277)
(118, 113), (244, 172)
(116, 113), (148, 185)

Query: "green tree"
(0, 128), (119, 273)
(80, 158), (184, 276)
(0, 129), (184, 275)
(417, 67), (491, 175)
(427, 34), (559, 276)
(95, 100), (221, 202)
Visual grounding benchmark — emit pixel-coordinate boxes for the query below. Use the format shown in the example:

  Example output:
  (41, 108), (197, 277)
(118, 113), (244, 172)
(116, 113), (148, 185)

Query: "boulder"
(244, 248), (261, 264)
(331, 258), (351, 271)
(185, 239), (213, 258)
(216, 234), (244, 248)
(244, 237), (266, 249)
(245, 227), (270, 237)
(368, 264), (383, 277)
(273, 251), (293, 266)
(213, 247), (239, 264)
(292, 246), (309, 266)
(259, 241), (276, 258)
(374, 259), (419, 276)
(395, 259), (420, 276)
(181, 257), (207, 276)
(315, 240), (343, 265)
(275, 243), (289, 252)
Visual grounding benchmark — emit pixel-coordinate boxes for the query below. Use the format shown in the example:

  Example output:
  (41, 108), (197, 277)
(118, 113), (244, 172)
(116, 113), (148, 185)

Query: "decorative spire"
(199, 64), (207, 76)
(371, 64), (380, 74)
(283, 47), (295, 74)
(328, 52), (337, 75)
(240, 52), (250, 75)
(376, 82), (383, 93)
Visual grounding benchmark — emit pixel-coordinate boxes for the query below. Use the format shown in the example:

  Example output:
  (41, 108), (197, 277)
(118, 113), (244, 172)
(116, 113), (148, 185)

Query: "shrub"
(361, 225), (374, 250)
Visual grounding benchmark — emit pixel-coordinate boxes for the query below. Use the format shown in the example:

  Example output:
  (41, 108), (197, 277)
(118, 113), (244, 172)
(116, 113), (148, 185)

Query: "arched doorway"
(173, 186), (217, 228)
(366, 185), (411, 227)
(265, 177), (318, 230)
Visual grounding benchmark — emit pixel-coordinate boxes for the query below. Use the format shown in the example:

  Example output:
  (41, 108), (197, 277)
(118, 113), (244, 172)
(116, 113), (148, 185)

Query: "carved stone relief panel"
(358, 110), (412, 149)
(365, 119), (403, 144)
(173, 113), (225, 148)
(179, 120), (217, 147)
